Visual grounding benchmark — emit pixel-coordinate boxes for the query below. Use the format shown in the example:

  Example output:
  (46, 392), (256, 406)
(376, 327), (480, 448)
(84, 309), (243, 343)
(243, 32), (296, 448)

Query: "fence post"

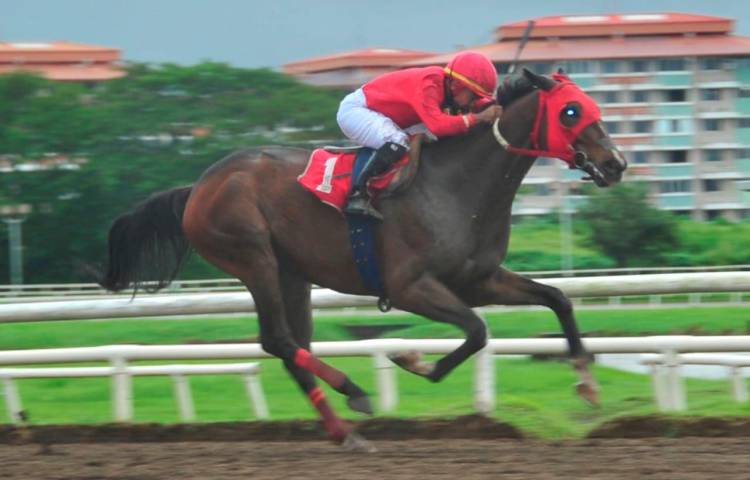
(1, 376), (23, 423)
(648, 364), (669, 412)
(243, 372), (269, 419)
(474, 316), (494, 415)
(729, 367), (749, 403)
(663, 349), (686, 411)
(111, 357), (133, 421)
(374, 351), (397, 413)
(171, 374), (195, 421)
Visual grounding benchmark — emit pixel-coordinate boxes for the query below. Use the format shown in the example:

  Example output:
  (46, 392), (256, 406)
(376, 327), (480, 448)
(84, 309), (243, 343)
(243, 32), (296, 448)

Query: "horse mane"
(496, 72), (537, 108)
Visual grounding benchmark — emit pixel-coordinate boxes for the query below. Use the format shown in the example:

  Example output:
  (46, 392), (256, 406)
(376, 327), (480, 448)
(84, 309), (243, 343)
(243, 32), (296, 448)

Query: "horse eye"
(560, 103), (581, 127)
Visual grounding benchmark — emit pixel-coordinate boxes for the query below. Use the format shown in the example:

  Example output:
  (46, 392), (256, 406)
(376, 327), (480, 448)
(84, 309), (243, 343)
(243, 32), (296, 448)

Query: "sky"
(3, 0), (750, 70)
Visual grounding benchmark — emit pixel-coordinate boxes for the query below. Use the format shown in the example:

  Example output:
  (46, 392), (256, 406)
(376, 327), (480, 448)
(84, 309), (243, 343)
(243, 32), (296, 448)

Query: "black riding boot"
(345, 142), (408, 220)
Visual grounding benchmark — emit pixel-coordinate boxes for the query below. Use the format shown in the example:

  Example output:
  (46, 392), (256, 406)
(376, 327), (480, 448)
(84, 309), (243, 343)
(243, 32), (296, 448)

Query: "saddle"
(297, 135), (424, 211)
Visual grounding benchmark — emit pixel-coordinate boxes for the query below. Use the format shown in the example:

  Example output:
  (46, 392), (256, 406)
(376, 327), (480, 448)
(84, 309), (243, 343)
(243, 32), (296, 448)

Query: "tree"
(0, 64), (346, 283)
(577, 183), (679, 267)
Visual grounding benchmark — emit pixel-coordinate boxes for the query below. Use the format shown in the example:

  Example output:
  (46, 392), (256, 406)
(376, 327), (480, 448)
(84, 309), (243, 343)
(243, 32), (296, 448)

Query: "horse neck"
(419, 92), (540, 217)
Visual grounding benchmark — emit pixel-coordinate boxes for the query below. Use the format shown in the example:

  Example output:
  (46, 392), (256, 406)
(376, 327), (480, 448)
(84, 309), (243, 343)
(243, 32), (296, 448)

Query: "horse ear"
(522, 67), (556, 91)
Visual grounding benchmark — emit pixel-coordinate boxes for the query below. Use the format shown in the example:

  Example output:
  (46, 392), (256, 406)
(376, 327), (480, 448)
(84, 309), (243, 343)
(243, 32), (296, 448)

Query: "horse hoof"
(576, 382), (601, 407)
(347, 394), (374, 415)
(388, 350), (433, 376)
(341, 432), (377, 453)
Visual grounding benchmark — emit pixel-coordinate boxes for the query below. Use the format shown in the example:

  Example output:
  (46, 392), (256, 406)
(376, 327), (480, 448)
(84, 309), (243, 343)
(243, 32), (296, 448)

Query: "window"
(738, 118), (750, 129)
(705, 210), (723, 221)
(703, 179), (721, 192)
(604, 121), (620, 134)
(739, 89), (750, 99)
(527, 62), (552, 74)
(701, 89), (721, 101)
(563, 61), (591, 74)
(664, 89), (686, 102)
(699, 58), (724, 71)
(601, 60), (621, 74)
(736, 149), (750, 160)
(630, 60), (649, 72)
(703, 119), (721, 131)
(632, 151), (649, 164)
(633, 120), (652, 133)
(631, 90), (648, 103)
(705, 150), (722, 162)
(658, 58), (686, 71)
(603, 91), (619, 104)
(659, 180), (691, 193)
(660, 118), (689, 133)
(668, 151), (687, 163)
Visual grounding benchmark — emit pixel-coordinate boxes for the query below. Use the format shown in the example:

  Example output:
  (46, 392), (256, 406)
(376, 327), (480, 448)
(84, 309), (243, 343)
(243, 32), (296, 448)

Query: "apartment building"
(483, 13), (750, 221)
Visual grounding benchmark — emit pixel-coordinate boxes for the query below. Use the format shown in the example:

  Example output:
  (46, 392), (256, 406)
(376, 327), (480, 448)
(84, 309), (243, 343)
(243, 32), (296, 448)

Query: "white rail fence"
(0, 362), (269, 424)
(1, 272), (750, 323)
(639, 353), (750, 412)
(3, 336), (750, 423)
(2, 265), (749, 301)
(1, 273), (749, 422)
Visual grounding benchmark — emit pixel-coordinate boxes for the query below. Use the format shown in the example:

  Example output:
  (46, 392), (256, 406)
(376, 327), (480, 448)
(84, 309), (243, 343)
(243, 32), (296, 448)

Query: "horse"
(96, 69), (627, 450)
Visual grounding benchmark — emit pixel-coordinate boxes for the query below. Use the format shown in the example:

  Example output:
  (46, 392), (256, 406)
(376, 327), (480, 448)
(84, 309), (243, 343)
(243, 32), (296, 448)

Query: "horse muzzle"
(575, 149), (626, 187)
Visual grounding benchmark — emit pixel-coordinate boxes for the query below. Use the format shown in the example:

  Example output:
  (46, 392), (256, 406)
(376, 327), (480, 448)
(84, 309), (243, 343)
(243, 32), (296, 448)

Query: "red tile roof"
(0, 41), (124, 81)
(0, 64), (125, 81)
(497, 12), (732, 40)
(283, 48), (437, 74)
(0, 41), (121, 63)
(407, 34), (750, 65)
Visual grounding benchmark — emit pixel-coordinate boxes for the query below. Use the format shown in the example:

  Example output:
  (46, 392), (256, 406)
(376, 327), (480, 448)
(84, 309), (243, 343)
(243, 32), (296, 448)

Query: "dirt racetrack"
(1, 416), (749, 479)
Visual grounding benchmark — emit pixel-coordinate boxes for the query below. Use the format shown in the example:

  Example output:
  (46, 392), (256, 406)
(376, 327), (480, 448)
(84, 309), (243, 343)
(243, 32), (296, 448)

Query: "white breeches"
(336, 88), (411, 149)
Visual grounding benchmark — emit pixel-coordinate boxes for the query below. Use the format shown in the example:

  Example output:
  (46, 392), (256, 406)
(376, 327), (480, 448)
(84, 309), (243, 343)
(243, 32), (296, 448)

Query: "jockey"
(337, 51), (503, 220)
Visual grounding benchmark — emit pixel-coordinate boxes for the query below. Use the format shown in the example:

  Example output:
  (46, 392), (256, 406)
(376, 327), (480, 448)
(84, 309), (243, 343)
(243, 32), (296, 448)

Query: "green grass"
(1, 306), (749, 438)
(2, 357), (748, 438)
(1, 306), (749, 351)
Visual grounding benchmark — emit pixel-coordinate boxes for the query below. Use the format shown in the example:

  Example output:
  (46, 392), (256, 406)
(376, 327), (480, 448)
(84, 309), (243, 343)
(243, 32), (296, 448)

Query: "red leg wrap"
(294, 348), (346, 389)
(307, 388), (350, 443)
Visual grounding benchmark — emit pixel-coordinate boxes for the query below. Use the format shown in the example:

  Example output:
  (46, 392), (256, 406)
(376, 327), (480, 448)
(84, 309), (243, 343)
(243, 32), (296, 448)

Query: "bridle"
(490, 79), (613, 187)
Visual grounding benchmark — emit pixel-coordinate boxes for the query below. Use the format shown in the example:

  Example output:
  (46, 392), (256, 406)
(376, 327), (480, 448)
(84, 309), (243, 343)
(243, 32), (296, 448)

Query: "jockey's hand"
(474, 105), (503, 124)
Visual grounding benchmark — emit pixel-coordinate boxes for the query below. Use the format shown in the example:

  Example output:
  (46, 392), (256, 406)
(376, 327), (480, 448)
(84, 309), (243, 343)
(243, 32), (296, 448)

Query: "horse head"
(494, 68), (627, 187)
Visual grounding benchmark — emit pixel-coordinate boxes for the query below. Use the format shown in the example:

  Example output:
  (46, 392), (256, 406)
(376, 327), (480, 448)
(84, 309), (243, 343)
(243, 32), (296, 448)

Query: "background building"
(282, 48), (435, 89)
(0, 41), (124, 83)
(286, 12), (750, 221)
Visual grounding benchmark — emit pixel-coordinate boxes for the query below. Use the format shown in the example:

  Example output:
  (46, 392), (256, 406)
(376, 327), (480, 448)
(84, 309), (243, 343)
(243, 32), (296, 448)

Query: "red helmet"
(444, 51), (497, 99)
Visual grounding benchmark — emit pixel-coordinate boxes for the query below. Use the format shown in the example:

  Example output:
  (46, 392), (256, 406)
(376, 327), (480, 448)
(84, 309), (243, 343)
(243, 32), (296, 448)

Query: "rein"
(490, 78), (602, 174)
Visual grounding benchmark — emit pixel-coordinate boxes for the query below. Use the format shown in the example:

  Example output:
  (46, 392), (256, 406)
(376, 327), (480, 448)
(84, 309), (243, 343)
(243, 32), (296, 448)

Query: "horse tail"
(97, 185), (193, 293)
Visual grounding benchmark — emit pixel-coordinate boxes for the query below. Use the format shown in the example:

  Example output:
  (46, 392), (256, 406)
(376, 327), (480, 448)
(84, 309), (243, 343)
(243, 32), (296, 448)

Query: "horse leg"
(461, 267), (599, 406)
(277, 269), (374, 451)
(233, 251), (372, 412)
(389, 274), (488, 382)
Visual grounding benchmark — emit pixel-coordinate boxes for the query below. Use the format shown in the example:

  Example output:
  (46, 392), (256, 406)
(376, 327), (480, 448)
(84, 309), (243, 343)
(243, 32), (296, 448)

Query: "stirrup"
(344, 196), (383, 221)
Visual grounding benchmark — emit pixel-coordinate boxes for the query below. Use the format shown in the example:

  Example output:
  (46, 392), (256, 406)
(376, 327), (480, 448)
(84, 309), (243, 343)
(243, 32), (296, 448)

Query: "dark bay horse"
(98, 69), (627, 450)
